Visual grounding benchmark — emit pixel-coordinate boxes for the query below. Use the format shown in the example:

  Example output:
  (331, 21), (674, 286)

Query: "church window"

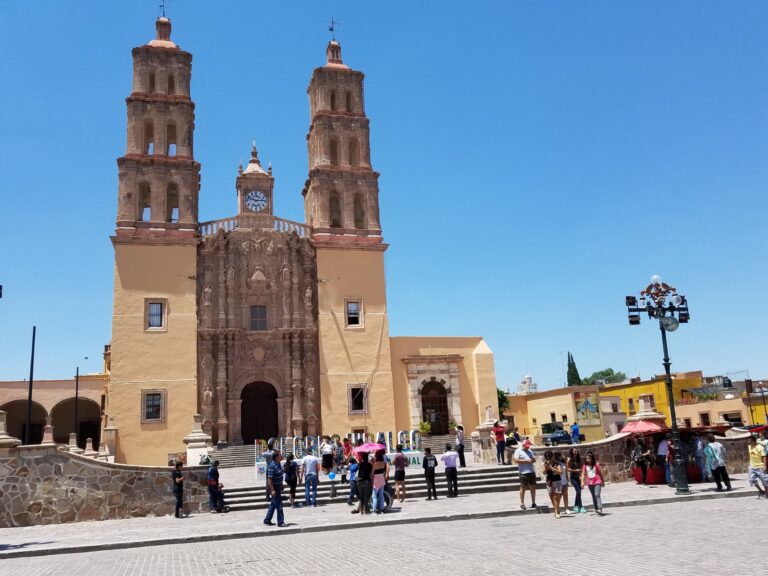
(329, 192), (342, 228)
(138, 183), (151, 221)
(348, 385), (367, 414)
(348, 138), (359, 166)
(330, 91), (337, 111)
(167, 74), (175, 95)
(143, 121), (154, 155)
(329, 139), (339, 166)
(345, 91), (352, 112)
(141, 389), (166, 423)
(353, 194), (366, 229)
(345, 299), (362, 327)
(166, 123), (177, 156)
(148, 72), (156, 93)
(146, 300), (166, 329)
(166, 183), (179, 223)
(250, 305), (267, 331)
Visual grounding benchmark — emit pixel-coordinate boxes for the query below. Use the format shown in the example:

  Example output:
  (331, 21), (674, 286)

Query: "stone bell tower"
(107, 17), (201, 466)
(303, 40), (395, 435)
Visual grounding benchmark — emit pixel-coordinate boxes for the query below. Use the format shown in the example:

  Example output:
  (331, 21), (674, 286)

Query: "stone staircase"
(211, 444), (256, 468)
(222, 464), (542, 512)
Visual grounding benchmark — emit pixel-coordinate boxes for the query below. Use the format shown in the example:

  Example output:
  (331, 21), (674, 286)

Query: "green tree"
(566, 352), (582, 387)
(497, 388), (509, 417)
(582, 368), (627, 386)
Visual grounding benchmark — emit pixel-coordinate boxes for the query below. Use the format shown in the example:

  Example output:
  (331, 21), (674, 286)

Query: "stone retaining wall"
(498, 432), (751, 483)
(0, 444), (209, 527)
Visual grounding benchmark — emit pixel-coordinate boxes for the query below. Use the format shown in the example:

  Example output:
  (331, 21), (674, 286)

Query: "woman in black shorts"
(393, 444), (409, 503)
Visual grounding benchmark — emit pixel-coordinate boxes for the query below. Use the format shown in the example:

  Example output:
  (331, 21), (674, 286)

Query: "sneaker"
(351, 509), (360, 514)
(277, 523), (286, 527)
(564, 508), (572, 515)
(530, 503), (537, 509)
(263, 521), (275, 526)
(555, 513), (560, 519)
(580, 507), (588, 513)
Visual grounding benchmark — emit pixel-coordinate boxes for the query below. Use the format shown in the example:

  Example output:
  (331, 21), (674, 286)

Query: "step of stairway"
(225, 479), (546, 512)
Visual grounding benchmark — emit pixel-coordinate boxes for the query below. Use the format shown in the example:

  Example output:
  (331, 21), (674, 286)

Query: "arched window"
(166, 183), (179, 223)
(330, 91), (337, 111)
(138, 183), (151, 222)
(167, 74), (175, 95)
(166, 123), (177, 156)
(354, 194), (366, 229)
(348, 138), (359, 166)
(345, 91), (352, 112)
(329, 192), (342, 228)
(143, 121), (154, 155)
(148, 72), (156, 93)
(329, 138), (339, 166)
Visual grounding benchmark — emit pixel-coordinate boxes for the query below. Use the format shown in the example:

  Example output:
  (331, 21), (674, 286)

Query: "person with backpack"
(392, 444), (409, 503)
(423, 447), (438, 500)
(171, 461), (185, 518)
(207, 460), (220, 513)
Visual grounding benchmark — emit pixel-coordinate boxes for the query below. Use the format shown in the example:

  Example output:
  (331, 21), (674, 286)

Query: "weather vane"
(159, 0), (167, 17)
(328, 17), (340, 41)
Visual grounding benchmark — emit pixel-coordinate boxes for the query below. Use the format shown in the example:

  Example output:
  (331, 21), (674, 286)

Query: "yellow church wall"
(108, 242), (198, 466)
(315, 247), (396, 435)
(389, 336), (497, 434)
(598, 374), (703, 425)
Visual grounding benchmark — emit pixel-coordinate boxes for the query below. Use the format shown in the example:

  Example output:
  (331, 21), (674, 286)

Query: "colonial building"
(105, 17), (498, 465)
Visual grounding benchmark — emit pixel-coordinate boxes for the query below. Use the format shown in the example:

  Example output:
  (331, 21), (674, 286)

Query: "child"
(346, 456), (359, 505)
(543, 450), (563, 518)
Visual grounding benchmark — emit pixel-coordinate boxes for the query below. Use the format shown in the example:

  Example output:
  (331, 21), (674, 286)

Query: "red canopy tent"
(621, 420), (668, 435)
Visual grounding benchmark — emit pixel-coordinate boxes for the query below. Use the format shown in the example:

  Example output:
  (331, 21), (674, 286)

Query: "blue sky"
(1, 1), (766, 390)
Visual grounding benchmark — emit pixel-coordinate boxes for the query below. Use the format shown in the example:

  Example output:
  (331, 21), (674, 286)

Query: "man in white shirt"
(704, 434), (731, 492)
(441, 444), (460, 497)
(656, 436), (670, 484)
(301, 448), (320, 506)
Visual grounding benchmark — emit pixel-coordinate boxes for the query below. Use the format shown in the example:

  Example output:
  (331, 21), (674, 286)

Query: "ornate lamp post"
(626, 275), (691, 495)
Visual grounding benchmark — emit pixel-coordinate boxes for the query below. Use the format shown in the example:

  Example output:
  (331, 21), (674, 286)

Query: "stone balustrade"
(199, 215), (311, 239)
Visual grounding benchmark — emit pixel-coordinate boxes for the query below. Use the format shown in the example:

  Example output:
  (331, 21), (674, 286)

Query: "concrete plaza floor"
(0, 470), (757, 559)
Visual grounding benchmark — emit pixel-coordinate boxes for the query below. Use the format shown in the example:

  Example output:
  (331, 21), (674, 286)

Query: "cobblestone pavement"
(0, 473), (755, 559)
(2, 496), (766, 576)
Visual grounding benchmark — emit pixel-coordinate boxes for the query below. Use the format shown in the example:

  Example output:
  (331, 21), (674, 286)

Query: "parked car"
(541, 430), (573, 446)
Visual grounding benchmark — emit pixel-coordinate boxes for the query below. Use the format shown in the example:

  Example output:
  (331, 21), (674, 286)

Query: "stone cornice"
(401, 354), (464, 365)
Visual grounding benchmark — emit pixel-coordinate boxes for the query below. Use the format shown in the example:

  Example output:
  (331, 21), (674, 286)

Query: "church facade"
(105, 18), (498, 465)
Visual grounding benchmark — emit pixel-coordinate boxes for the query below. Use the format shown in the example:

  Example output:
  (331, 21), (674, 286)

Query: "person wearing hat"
(513, 439), (538, 510)
(207, 459), (220, 513)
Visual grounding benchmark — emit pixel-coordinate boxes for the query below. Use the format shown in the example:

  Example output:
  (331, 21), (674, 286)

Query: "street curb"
(0, 489), (755, 559)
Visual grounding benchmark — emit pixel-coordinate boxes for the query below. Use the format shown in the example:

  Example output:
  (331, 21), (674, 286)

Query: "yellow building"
(504, 386), (604, 443)
(102, 18), (499, 465)
(598, 372), (703, 425)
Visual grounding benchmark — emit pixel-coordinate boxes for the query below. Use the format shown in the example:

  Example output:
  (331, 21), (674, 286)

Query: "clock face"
(245, 190), (268, 212)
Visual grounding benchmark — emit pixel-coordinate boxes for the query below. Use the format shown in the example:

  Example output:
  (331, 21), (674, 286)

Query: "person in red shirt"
(342, 437), (352, 462)
(492, 421), (507, 465)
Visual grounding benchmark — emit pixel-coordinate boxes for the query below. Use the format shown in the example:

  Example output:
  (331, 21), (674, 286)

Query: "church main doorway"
(240, 382), (279, 445)
(421, 380), (449, 436)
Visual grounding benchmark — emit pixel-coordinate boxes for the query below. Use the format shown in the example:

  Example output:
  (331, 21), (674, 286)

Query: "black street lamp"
(626, 275), (691, 495)
(74, 357), (88, 448)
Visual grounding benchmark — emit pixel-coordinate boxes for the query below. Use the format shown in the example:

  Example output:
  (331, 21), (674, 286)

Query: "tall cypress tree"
(567, 352), (582, 386)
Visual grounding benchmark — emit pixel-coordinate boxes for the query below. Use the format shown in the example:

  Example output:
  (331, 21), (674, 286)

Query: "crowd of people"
(629, 430), (768, 496)
(169, 428), (768, 525)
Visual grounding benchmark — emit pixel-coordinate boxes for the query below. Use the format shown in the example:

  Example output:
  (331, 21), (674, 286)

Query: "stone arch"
(50, 397), (101, 449)
(420, 379), (449, 435)
(0, 400), (47, 444)
(230, 370), (287, 445)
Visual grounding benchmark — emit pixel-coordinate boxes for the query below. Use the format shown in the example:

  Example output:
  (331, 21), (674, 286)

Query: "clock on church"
(245, 190), (268, 212)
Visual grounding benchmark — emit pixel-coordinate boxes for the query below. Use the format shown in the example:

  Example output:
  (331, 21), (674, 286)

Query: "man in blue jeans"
(570, 422), (580, 445)
(263, 450), (285, 527)
(301, 447), (319, 506)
